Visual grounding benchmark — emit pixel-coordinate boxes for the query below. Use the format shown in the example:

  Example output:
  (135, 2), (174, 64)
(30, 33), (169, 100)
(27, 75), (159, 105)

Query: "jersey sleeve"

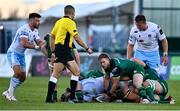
(19, 29), (29, 38)
(128, 28), (136, 45)
(67, 21), (78, 37)
(111, 67), (122, 78)
(156, 25), (166, 41)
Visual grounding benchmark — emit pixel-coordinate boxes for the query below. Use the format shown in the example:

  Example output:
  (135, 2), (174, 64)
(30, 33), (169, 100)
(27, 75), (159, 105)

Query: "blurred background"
(0, 0), (180, 80)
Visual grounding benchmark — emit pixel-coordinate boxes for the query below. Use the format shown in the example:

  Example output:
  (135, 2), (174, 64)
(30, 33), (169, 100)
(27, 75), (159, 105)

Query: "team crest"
(148, 34), (151, 38)
(134, 31), (138, 33)
(139, 39), (144, 42)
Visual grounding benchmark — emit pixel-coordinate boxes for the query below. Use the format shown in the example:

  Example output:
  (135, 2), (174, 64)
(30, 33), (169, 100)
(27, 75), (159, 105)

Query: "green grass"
(0, 76), (180, 110)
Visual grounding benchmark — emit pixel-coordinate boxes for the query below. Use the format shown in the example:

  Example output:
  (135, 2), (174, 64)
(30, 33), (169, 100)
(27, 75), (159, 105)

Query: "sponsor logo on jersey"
(139, 39), (144, 42)
(134, 31), (138, 33)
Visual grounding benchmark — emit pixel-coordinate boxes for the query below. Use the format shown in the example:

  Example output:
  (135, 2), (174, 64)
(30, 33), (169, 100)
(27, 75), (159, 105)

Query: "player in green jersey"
(132, 58), (172, 104)
(98, 53), (149, 103)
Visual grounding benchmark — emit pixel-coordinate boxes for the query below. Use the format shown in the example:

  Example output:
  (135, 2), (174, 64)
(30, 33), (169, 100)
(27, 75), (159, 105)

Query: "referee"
(45, 5), (93, 103)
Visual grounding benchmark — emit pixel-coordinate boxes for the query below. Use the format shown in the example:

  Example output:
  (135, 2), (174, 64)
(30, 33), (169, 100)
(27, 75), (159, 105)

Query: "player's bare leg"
(45, 63), (64, 102)
(73, 49), (80, 66)
(3, 65), (25, 101)
(143, 80), (158, 103)
(66, 60), (80, 102)
(133, 74), (148, 103)
(49, 54), (58, 102)
(66, 48), (80, 75)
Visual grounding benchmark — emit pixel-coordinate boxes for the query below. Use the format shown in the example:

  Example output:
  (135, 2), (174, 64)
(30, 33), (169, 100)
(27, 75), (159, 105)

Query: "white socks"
(50, 76), (57, 83)
(8, 77), (21, 96)
(71, 75), (79, 81)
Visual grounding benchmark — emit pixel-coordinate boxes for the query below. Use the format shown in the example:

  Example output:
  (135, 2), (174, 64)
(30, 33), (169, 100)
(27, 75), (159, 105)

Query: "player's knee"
(14, 69), (21, 74)
(19, 72), (26, 82)
(52, 73), (60, 79)
(14, 71), (26, 82)
(14, 71), (22, 78)
(73, 72), (80, 76)
(143, 81), (150, 88)
(74, 68), (80, 76)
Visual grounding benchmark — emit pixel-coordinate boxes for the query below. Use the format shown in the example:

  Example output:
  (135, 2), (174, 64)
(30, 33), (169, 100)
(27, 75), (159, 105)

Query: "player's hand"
(35, 45), (40, 49)
(51, 53), (56, 63)
(162, 55), (168, 66)
(40, 41), (47, 50)
(86, 48), (93, 54)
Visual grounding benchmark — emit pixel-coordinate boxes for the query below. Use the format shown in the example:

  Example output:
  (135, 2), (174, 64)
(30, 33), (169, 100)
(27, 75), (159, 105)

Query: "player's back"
(80, 70), (104, 80)
(145, 68), (165, 81)
(53, 17), (77, 47)
(112, 58), (145, 78)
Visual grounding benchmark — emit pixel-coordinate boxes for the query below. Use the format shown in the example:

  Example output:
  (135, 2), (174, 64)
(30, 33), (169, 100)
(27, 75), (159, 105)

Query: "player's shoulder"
(130, 26), (139, 34)
(57, 17), (76, 26)
(61, 16), (75, 22)
(147, 21), (159, 29)
(17, 24), (30, 33)
(112, 58), (127, 64)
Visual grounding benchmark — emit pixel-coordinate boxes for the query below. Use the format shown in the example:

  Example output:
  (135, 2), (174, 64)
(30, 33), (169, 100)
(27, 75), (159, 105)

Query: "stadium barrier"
(169, 56), (180, 80)
(0, 54), (32, 77)
(1, 53), (180, 80)
(29, 53), (103, 76)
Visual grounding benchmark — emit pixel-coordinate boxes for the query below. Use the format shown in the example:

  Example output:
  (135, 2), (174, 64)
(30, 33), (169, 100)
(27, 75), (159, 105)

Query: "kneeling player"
(132, 58), (175, 104)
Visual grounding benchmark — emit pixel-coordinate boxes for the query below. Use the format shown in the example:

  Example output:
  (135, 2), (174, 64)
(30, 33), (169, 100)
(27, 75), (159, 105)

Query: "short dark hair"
(29, 13), (41, 19)
(64, 5), (75, 14)
(98, 53), (110, 61)
(135, 14), (146, 23)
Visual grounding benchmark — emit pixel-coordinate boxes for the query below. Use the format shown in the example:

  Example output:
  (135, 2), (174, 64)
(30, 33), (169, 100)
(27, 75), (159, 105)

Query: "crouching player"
(114, 80), (174, 104)
(132, 58), (175, 104)
(98, 53), (149, 103)
(97, 53), (174, 104)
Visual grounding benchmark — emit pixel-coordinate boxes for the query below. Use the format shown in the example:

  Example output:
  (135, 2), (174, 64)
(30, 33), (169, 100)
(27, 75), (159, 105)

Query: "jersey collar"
(63, 16), (73, 20)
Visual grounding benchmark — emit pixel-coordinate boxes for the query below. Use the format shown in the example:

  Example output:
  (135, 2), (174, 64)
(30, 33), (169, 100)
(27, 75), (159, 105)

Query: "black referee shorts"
(54, 44), (74, 65)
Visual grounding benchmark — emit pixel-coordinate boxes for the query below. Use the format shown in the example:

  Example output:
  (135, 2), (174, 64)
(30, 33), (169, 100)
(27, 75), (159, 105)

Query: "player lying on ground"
(60, 69), (174, 104)
(96, 79), (174, 104)
(60, 70), (105, 102)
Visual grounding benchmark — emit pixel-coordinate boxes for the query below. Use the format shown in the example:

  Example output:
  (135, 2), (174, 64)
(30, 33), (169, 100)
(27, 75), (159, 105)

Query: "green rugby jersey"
(105, 58), (146, 78)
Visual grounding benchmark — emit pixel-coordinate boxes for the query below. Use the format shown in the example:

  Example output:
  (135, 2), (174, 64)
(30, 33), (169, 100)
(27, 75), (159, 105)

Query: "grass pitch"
(0, 77), (180, 110)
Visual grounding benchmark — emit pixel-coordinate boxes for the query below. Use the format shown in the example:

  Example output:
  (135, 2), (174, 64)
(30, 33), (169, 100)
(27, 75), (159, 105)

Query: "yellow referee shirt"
(51, 16), (78, 48)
